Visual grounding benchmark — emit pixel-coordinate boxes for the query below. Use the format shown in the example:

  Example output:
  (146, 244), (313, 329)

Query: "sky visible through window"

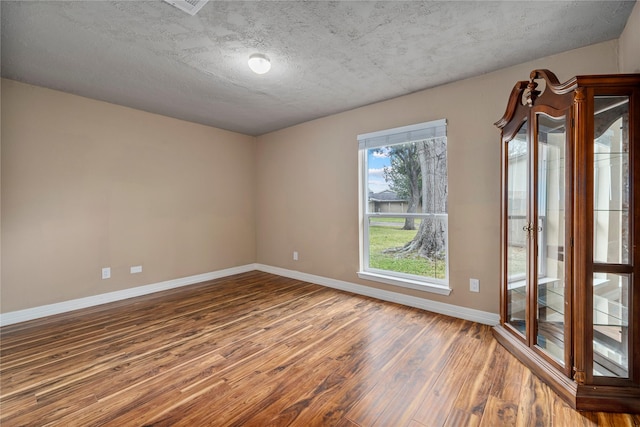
(367, 147), (391, 193)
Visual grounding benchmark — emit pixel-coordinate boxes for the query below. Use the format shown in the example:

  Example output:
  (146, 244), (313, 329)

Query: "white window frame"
(358, 119), (451, 295)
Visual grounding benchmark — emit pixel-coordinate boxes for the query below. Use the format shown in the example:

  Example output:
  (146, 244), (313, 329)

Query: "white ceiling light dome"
(248, 53), (271, 75)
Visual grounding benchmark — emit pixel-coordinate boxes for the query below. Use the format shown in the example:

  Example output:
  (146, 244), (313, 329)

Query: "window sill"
(357, 271), (452, 296)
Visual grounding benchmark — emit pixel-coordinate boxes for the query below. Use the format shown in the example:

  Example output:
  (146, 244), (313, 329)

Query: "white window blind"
(357, 119), (447, 150)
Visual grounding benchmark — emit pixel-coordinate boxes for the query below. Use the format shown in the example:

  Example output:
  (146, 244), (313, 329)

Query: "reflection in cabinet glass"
(536, 113), (567, 368)
(494, 70), (640, 413)
(592, 95), (631, 379)
(506, 121), (528, 336)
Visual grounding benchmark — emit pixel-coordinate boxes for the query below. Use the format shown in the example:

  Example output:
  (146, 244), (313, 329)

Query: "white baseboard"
(255, 264), (499, 326)
(1, 263), (499, 327)
(0, 264), (258, 327)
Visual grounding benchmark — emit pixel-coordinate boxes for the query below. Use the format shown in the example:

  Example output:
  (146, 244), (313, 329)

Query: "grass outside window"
(368, 218), (446, 278)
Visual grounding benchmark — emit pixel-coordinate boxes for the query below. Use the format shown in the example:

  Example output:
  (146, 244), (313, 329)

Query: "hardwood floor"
(1, 271), (639, 426)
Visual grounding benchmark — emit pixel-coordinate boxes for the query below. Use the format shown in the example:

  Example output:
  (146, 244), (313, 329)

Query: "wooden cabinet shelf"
(494, 70), (640, 413)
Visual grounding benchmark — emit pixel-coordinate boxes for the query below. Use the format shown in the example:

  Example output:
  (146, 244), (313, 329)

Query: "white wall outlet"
(470, 278), (480, 293)
(102, 267), (111, 279)
(130, 265), (143, 274)
(293, 251), (299, 261)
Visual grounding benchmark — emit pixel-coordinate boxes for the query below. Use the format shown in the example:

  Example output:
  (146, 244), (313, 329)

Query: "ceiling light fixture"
(248, 53), (271, 75)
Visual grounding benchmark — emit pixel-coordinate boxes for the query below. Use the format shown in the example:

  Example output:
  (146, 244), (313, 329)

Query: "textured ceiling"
(1, 1), (635, 136)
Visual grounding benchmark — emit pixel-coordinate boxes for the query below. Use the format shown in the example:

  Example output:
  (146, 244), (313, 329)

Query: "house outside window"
(368, 190), (408, 213)
(358, 119), (451, 295)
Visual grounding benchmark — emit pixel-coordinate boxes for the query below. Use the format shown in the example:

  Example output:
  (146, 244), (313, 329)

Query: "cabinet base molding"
(493, 325), (640, 413)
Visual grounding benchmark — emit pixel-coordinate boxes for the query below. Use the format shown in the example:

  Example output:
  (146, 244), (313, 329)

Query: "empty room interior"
(2, 1), (640, 425)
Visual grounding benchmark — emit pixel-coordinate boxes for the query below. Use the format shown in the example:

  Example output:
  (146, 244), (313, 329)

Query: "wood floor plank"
(173, 301), (407, 426)
(477, 395), (518, 427)
(515, 369), (554, 427)
(4, 299), (312, 406)
(408, 321), (486, 426)
(60, 291), (381, 426)
(0, 282), (276, 371)
(1, 271), (639, 426)
(43, 303), (349, 425)
(552, 396), (594, 427)
(448, 327), (497, 419)
(488, 344), (526, 404)
(443, 408), (482, 427)
(345, 314), (452, 426)
(284, 311), (442, 426)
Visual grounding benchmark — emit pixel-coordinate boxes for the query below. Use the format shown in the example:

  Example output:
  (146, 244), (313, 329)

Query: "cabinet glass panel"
(593, 273), (629, 378)
(594, 96), (630, 265)
(506, 121), (528, 335)
(536, 113), (566, 366)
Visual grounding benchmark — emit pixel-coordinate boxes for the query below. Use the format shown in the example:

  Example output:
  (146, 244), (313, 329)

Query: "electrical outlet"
(130, 265), (143, 274)
(293, 251), (299, 261)
(470, 278), (480, 293)
(102, 267), (111, 279)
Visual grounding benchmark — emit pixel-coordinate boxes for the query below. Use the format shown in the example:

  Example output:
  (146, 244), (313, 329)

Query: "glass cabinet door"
(592, 96), (631, 379)
(504, 112), (570, 369)
(535, 113), (567, 367)
(506, 121), (528, 336)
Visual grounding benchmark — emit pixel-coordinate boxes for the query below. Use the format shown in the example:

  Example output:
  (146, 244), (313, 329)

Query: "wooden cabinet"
(493, 69), (640, 412)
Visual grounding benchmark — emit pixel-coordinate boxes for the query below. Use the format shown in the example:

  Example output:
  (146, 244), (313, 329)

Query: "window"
(358, 119), (450, 295)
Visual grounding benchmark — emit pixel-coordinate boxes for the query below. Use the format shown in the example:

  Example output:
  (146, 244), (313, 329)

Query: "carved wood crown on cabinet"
(493, 69), (640, 413)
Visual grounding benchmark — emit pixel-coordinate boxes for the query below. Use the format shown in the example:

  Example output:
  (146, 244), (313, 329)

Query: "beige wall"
(255, 40), (620, 314)
(619, 0), (640, 73)
(1, 36), (631, 316)
(1, 79), (256, 312)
